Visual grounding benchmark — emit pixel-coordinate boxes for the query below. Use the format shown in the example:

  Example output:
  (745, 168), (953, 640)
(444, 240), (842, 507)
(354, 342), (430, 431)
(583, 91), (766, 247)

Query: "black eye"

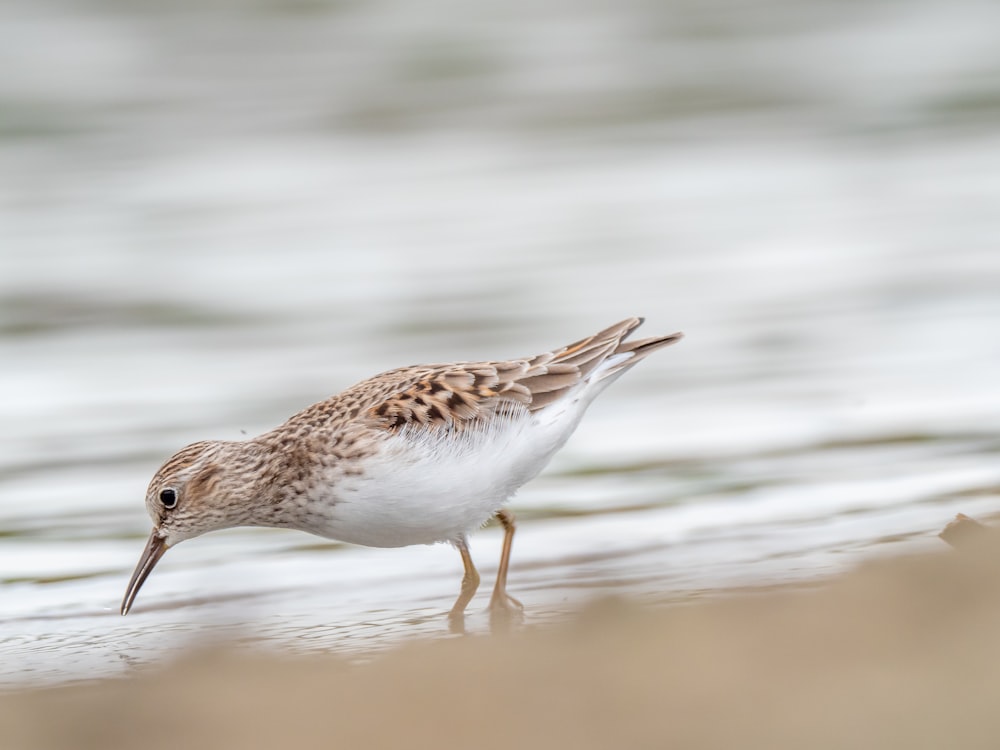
(159, 487), (178, 509)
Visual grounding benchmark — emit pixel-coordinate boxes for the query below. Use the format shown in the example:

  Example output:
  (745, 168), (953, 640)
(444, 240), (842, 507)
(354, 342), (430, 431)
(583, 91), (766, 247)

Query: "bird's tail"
(523, 317), (682, 411)
(585, 317), (683, 382)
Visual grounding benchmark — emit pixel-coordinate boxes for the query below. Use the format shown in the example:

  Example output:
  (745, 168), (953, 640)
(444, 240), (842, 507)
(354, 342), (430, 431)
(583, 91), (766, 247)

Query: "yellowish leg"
(489, 509), (524, 629)
(448, 539), (480, 634)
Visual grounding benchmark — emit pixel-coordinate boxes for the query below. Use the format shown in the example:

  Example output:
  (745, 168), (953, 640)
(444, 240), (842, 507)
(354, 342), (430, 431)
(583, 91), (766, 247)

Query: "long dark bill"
(121, 531), (169, 615)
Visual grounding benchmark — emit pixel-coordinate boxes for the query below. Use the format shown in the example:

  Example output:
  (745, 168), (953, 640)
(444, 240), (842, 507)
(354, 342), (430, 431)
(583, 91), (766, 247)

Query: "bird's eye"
(159, 487), (178, 509)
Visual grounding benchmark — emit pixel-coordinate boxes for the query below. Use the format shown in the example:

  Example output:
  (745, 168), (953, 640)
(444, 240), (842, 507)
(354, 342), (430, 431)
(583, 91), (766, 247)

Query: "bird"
(120, 317), (683, 631)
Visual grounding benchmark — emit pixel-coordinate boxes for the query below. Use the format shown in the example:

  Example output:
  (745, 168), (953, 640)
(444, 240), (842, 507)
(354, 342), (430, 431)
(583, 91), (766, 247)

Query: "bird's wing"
(364, 317), (659, 431)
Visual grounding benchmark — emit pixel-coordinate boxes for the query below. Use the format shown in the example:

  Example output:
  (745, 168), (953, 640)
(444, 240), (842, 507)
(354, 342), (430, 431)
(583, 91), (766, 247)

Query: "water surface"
(3, 0), (1000, 686)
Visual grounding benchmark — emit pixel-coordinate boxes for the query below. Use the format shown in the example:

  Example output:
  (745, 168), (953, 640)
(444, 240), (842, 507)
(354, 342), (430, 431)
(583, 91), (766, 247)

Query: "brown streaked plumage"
(121, 317), (683, 631)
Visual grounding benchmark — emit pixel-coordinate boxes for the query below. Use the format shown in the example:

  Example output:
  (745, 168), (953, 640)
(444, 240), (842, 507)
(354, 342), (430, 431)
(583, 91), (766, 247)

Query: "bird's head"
(121, 440), (251, 615)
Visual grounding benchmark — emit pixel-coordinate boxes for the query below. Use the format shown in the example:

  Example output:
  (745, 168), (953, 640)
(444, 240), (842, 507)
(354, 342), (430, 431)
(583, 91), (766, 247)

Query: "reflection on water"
(3, 0), (1000, 686)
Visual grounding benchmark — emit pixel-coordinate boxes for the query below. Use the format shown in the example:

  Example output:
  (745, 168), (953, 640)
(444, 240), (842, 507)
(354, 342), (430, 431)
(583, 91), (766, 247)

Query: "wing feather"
(361, 317), (675, 432)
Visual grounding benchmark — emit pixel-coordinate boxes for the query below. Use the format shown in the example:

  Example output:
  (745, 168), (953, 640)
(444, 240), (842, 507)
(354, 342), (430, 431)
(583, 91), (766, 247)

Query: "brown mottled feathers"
(154, 440), (217, 480)
(358, 317), (682, 432)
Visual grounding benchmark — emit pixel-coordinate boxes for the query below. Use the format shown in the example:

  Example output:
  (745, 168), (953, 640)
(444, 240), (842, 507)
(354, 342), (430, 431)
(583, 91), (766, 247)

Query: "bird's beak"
(121, 530), (169, 615)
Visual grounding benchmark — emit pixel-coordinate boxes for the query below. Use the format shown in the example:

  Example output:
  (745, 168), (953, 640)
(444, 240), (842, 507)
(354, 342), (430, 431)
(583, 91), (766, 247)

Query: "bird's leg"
(489, 508), (524, 630)
(448, 538), (480, 634)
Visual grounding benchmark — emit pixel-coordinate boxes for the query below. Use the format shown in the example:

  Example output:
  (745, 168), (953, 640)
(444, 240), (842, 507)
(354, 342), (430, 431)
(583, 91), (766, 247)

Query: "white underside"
(302, 360), (630, 548)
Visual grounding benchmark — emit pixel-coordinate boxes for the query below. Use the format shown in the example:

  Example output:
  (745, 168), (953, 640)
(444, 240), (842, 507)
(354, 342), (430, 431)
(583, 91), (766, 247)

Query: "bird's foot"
(488, 591), (524, 633)
(447, 607), (468, 635)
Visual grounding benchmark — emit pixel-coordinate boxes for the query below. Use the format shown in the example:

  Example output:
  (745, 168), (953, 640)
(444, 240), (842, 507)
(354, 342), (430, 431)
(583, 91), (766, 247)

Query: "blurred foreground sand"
(5, 536), (1000, 749)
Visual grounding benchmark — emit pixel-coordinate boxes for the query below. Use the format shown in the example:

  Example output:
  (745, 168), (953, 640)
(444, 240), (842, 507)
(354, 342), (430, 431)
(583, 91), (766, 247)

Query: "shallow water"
(3, 0), (1000, 687)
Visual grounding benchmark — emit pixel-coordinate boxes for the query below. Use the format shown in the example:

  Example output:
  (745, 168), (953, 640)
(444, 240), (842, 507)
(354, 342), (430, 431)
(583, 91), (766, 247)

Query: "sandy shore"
(5, 533), (1000, 749)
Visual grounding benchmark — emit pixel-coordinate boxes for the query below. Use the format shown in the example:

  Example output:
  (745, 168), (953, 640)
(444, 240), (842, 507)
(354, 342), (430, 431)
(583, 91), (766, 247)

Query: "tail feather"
(547, 317), (643, 378)
(594, 327), (684, 381)
(521, 318), (681, 410)
(614, 331), (685, 358)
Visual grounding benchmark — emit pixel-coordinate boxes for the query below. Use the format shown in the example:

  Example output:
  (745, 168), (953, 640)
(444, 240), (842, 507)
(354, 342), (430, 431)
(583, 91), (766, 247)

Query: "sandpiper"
(121, 317), (683, 631)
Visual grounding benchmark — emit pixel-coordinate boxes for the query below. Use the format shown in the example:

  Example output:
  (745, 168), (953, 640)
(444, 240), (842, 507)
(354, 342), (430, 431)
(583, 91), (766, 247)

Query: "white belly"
(307, 399), (585, 547)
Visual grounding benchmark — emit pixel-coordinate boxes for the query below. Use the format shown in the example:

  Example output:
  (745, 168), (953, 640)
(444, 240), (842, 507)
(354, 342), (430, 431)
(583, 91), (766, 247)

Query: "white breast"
(307, 396), (589, 548)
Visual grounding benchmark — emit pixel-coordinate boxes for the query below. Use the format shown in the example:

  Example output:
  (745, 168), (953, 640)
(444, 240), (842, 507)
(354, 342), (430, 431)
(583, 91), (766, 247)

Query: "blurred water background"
(2, 0), (1000, 686)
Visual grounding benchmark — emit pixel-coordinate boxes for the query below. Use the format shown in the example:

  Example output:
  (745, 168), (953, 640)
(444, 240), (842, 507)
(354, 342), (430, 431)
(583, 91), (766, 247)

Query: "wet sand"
(5, 530), (1000, 750)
